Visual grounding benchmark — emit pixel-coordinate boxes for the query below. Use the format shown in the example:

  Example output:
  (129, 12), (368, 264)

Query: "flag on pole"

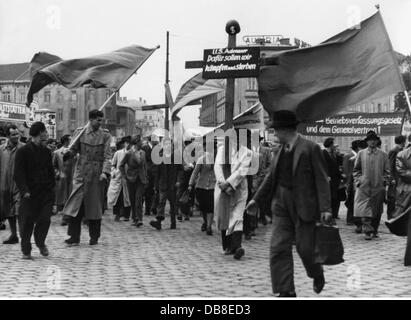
(26, 45), (158, 106)
(258, 11), (405, 122)
(214, 102), (264, 130)
(171, 72), (226, 117)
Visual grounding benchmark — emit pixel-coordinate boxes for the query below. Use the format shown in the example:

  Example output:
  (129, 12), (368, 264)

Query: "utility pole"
(165, 31), (170, 130)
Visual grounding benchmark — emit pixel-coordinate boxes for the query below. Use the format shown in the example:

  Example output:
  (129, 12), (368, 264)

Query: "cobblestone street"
(0, 206), (410, 298)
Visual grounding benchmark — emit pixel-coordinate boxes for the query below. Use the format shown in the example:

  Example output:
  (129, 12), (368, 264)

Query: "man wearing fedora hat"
(247, 110), (332, 297)
(353, 130), (390, 240)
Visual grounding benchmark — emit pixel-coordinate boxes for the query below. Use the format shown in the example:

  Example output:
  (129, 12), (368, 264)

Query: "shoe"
(22, 254), (33, 260)
(131, 221), (138, 226)
(184, 216), (190, 221)
(177, 215), (183, 221)
(89, 238), (98, 245)
(136, 222), (143, 227)
(278, 292), (297, 297)
(233, 247), (245, 260)
(373, 232), (379, 238)
(150, 220), (162, 230)
(65, 238), (80, 246)
(39, 245), (49, 257)
(114, 216), (120, 222)
(250, 231), (256, 237)
(354, 226), (362, 234)
(313, 274), (325, 294)
(224, 249), (233, 255)
(0, 223), (6, 230)
(206, 228), (213, 236)
(201, 223), (206, 232)
(364, 233), (372, 240)
(3, 235), (18, 244)
(259, 217), (267, 226)
(170, 223), (176, 230)
(123, 218), (130, 222)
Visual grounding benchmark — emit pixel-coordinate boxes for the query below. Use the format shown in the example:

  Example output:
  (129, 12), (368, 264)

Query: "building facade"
(116, 97), (164, 138)
(0, 62), (117, 140)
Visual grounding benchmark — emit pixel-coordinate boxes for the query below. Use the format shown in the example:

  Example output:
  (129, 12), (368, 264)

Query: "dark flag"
(171, 72), (225, 117)
(258, 11), (405, 122)
(26, 45), (158, 106)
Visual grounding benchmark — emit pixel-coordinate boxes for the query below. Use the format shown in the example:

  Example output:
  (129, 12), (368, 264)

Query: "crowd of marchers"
(0, 108), (410, 298)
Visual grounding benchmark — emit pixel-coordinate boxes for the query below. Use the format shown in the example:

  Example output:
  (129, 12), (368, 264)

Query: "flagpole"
(68, 45), (160, 149)
(404, 90), (411, 115)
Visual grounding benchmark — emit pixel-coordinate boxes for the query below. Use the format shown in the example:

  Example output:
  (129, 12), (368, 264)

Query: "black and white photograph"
(0, 0), (411, 309)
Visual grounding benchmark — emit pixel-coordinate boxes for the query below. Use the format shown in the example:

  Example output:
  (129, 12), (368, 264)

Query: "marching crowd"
(0, 108), (411, 297)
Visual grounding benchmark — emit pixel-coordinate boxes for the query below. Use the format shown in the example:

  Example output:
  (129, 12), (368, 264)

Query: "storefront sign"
(298, 112), (404, 136)
(0, 101), (27, 121)
(242, 35), (310, 48)
(202, 47), (260, 79)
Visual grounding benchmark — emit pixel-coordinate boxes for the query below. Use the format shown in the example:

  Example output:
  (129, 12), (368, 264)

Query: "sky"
(1, 0), (410, 128)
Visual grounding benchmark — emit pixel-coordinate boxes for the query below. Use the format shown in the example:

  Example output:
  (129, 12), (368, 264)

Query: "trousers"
(270, 186), (323, 294)
(69, 202), (101, 241)
(20, 195), (52, 255)
(157, 189), (177, 224)
(127, 180), (145, 222)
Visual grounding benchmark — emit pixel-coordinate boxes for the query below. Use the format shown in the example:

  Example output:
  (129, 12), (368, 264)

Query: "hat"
(364, 130), (379, 141)
(269, 110), (299, 129)
(131, 134), (141, 144)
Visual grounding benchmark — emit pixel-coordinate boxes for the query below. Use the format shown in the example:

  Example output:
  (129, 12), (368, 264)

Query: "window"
(71, 90), (77, 102)
(19, 92), (26, 103)
(247, 78), (257, 91)
(57, 109), (63, 121)
(105, 107), (112, 119)
(149, 115), (152, 120)
(57, 91), (63, 103)
(44, 91), (51, 103)
(2, 91), (11, 102)
(70, 108), (77, 120)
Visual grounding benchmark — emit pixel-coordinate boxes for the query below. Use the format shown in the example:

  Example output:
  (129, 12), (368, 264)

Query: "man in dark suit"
(119, 135), (148, 227)
(14, 122), (55, 259)
(141, 135), (159, 216)
(246, 110), (332, 297)
(322, 137), (342, 222)
(149, 138), (182, 230)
